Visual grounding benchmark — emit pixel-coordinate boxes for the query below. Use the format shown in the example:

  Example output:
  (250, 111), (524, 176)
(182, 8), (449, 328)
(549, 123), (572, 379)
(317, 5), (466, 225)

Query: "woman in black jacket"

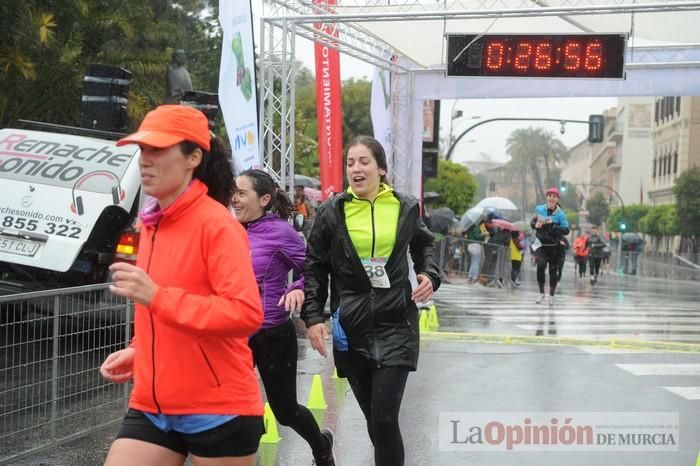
(301, 135), (440, 466)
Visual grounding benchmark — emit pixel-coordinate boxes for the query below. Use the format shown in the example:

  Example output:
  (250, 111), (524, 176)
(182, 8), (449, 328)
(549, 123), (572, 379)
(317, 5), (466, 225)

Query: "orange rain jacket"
(128, 179), (263, 416)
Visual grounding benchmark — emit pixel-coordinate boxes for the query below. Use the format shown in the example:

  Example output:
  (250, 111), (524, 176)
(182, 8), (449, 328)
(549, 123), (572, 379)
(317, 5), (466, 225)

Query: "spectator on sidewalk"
(509, 230), (527, 286)
(294, 185), (314, 238)
(464, 221), (488, 283)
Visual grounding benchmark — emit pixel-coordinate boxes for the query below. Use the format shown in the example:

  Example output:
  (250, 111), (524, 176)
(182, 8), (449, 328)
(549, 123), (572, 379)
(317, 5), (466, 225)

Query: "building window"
(676, 96), (681, 115)
(660, 98), (666, 121)
(654, 100), (659, 124)
(652, 158), (656, 178)
(674, 151), (678, 174)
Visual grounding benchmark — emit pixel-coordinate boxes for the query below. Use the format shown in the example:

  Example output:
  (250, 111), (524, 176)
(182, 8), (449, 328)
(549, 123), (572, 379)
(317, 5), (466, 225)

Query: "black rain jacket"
(301, 190), (441, 373)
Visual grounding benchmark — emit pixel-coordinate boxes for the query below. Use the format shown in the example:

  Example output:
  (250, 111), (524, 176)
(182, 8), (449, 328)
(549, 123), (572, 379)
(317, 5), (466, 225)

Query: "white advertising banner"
(370, 66), (392, 173)
(218, 0), (260, 172)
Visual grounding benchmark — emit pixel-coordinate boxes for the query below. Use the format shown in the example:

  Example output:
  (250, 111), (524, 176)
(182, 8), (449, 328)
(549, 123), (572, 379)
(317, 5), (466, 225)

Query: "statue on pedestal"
(165, 49), (193, 104)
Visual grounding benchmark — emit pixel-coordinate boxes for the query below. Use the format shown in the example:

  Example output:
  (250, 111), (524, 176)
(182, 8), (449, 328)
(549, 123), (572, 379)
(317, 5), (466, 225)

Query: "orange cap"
(116, 105), (211, 151)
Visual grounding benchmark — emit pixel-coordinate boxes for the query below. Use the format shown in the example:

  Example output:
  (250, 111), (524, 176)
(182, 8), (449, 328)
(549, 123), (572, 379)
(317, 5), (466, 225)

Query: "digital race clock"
(446, 34), (626, 79)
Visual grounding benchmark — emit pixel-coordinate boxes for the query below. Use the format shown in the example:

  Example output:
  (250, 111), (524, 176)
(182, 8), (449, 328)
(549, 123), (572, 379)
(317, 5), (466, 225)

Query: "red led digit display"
(447, 34), (626, 78)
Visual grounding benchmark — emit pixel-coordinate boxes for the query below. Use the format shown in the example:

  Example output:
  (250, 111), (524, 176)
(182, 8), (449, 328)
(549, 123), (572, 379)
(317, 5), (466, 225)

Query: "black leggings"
(535, 246), (563, 295)
(345, 366), (410, 466)
(589, 257), (602, 276)
(248, 318), (327, 456)
(511, 260), (522, 282)
(575, 256), (587, 276)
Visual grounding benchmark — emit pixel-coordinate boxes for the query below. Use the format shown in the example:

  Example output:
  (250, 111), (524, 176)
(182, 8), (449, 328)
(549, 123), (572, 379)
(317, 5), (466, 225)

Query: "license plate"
(0, 237), (41, 257)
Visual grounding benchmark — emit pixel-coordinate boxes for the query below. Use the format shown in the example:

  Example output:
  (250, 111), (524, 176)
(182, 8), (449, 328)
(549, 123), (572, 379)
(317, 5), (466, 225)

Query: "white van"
(0, 127), (141, 295)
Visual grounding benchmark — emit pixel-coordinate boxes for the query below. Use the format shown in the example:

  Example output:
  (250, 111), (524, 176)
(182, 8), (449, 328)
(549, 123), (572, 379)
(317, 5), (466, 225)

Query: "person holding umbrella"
(531, 187), (569, 306)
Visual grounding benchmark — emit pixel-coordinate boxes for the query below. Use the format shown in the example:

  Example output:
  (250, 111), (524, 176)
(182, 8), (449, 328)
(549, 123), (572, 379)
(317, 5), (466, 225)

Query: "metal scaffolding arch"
(259, 0), (700, 193)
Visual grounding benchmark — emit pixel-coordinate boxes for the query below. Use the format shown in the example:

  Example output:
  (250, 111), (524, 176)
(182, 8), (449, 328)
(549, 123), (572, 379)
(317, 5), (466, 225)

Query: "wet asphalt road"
(8, 263), (700, 465)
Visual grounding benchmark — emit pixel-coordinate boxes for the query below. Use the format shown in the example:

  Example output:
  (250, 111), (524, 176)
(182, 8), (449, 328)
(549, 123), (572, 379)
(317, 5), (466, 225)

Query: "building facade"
(648, 96), (700, 206)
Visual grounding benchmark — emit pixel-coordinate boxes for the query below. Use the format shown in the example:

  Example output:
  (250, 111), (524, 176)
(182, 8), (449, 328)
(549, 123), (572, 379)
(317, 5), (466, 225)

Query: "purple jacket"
(243, 213), (305, 329)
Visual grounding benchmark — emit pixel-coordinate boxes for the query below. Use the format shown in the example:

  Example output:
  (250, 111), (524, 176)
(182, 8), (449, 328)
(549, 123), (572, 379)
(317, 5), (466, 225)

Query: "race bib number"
(361, 257), (390, 288)
(531, 238), (542, 251)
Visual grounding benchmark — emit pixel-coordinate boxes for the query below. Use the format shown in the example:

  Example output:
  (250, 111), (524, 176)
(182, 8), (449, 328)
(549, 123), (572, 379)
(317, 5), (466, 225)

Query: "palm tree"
(506, 127), (569, 210)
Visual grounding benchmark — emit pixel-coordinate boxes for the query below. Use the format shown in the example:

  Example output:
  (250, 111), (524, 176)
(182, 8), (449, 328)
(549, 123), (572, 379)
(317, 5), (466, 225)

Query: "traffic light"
(619, 222), (627, 231)
(560, 181), (568, 193)
(588, 114), (604, 143)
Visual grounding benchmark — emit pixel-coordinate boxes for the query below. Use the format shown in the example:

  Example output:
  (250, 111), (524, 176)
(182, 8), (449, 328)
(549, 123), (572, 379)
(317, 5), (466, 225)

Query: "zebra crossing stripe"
(498, 316), (700, 323)
(436, 300), (696, 313)
(615, 364), (700, 376)
(662, 386), (700, 401)
(517, 324), (700, 331)
(579, 346), (667, 354)
(419, 331), (700, 352)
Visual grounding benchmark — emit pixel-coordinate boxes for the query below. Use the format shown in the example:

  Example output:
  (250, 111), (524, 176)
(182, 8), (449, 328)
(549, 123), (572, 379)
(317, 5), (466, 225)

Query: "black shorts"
(116, 409), (264, 458)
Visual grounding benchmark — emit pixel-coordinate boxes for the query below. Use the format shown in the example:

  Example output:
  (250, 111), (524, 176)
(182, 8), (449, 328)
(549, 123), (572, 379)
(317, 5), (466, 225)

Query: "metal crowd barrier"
(434, 236), (512, 286)
(0, 284), (132, 465)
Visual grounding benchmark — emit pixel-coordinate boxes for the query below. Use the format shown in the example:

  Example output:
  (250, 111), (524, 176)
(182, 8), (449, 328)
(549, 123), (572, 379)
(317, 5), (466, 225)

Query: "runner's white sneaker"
(536, 294), (546, 304)
(548, 295), (555, 307)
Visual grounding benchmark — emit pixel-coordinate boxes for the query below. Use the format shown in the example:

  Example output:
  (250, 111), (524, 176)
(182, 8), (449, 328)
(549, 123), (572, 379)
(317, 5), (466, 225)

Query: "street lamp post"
(445, 117), (590, 161)
(447, 101), (480, 150)
(449, 102), (463, 148)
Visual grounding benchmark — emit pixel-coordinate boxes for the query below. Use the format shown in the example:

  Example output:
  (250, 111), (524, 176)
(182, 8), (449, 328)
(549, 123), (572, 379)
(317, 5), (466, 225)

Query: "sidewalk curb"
(420, 331), (700, 353)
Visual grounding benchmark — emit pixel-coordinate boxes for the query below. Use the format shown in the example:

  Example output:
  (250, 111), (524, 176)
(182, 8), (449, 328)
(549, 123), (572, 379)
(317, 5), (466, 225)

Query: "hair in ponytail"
(238, 169), (295, 220)
(180, 137), (234, 208)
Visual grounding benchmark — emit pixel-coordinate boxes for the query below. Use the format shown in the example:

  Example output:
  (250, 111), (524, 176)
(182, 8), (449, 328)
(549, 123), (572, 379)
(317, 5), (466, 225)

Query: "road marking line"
(494, 313), (700, 322)
(662, 386), (700, 400)
(615, 364), (700, 375)
(436, 303), (697, 313)
(517, 324), (700, 331)
(579, 346), (667, 354)
(419, 331), (700, 352)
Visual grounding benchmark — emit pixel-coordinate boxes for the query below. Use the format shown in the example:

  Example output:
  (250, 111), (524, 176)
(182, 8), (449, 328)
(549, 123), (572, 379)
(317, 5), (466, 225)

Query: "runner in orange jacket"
(100, 105), (264, 466)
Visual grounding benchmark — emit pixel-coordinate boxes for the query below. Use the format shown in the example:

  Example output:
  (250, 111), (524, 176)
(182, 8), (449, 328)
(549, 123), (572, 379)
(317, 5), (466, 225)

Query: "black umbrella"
(621, 232), (642, 243)
(422, 191), (442, 203)
(428, 207), (455, 234)
(294, 174), (321, 189)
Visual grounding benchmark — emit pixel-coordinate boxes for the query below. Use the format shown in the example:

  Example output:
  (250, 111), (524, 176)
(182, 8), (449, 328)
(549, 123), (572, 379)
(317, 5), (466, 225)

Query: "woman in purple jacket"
(233, 169), (335, 466)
